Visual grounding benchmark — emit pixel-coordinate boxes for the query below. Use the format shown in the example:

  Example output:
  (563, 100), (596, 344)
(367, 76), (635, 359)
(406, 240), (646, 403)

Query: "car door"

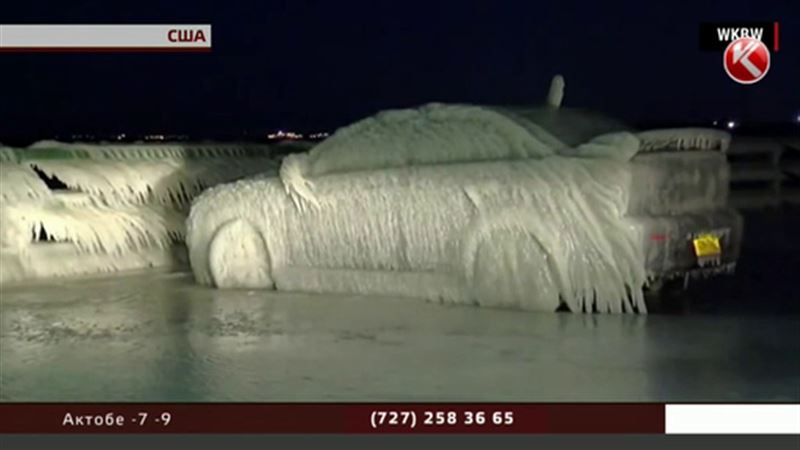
(280, 163), (486, 273)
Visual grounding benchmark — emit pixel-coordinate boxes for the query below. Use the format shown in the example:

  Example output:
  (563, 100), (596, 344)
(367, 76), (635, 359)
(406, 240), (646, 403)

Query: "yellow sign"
(693, 234), (722, 258)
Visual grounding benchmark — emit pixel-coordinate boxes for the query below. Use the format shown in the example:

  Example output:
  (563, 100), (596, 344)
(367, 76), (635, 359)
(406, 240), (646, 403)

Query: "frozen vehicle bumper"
(628, 208), (743, 282)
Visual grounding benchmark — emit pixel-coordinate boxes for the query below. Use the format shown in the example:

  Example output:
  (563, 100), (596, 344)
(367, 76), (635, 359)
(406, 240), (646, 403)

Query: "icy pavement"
(1, 269), (798, 402)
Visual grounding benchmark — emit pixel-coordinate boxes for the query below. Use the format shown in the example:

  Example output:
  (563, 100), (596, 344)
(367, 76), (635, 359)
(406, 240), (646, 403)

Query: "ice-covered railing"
(3, 201), (185, 254)
(636, 129), (731, 153)
(0, 141), (287, 283)
(26, 141), (278, 160)
(30, 158), (279, 207)
(726, 136), (795, 208)
(0, 147), (18, 162)
(3, 142), (282, 208)
(0, 163), (52, 202)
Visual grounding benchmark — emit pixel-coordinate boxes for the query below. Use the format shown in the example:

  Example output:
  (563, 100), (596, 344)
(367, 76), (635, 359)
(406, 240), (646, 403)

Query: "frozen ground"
(1, 208), (798, 402)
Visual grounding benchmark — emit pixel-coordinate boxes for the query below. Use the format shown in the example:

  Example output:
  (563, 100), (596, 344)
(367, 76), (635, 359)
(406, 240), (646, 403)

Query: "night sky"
(1, 0), (797, 140)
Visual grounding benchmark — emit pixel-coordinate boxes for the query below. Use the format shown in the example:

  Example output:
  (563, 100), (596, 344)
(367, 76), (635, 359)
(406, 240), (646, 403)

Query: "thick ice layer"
(188, 156), (649, 313)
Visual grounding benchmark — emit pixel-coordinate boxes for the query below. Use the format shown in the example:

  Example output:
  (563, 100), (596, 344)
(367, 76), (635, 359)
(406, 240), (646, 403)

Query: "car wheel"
(208, 219), (273, 289)
(643, 277), (688, 313)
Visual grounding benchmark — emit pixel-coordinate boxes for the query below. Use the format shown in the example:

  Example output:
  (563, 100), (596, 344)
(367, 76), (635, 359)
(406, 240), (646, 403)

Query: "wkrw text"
(717, 27), (764, 41)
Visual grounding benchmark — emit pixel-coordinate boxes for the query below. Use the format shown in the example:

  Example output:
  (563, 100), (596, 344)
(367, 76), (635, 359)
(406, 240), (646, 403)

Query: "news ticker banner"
(0, 25), (211, 52)
(0, 404), (798, 434)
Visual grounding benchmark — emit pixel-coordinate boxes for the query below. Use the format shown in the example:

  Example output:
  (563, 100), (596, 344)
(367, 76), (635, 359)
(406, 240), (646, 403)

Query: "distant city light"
(795, 113), (800, 123)
(726, 120), (737, 130)
(267, 130), (328, 140)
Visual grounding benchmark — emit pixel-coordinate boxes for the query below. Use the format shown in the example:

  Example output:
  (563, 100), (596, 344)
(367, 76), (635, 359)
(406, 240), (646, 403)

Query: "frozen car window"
(301, 103), (561, 177)
(498, 106), (633, 147)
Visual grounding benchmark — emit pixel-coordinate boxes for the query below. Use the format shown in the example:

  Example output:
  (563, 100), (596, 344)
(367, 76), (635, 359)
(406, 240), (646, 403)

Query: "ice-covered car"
(187, 86), (742, 313)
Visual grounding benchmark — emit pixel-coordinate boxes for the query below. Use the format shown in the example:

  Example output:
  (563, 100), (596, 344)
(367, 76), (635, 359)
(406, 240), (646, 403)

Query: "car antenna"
(546, 74), (565, 109)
